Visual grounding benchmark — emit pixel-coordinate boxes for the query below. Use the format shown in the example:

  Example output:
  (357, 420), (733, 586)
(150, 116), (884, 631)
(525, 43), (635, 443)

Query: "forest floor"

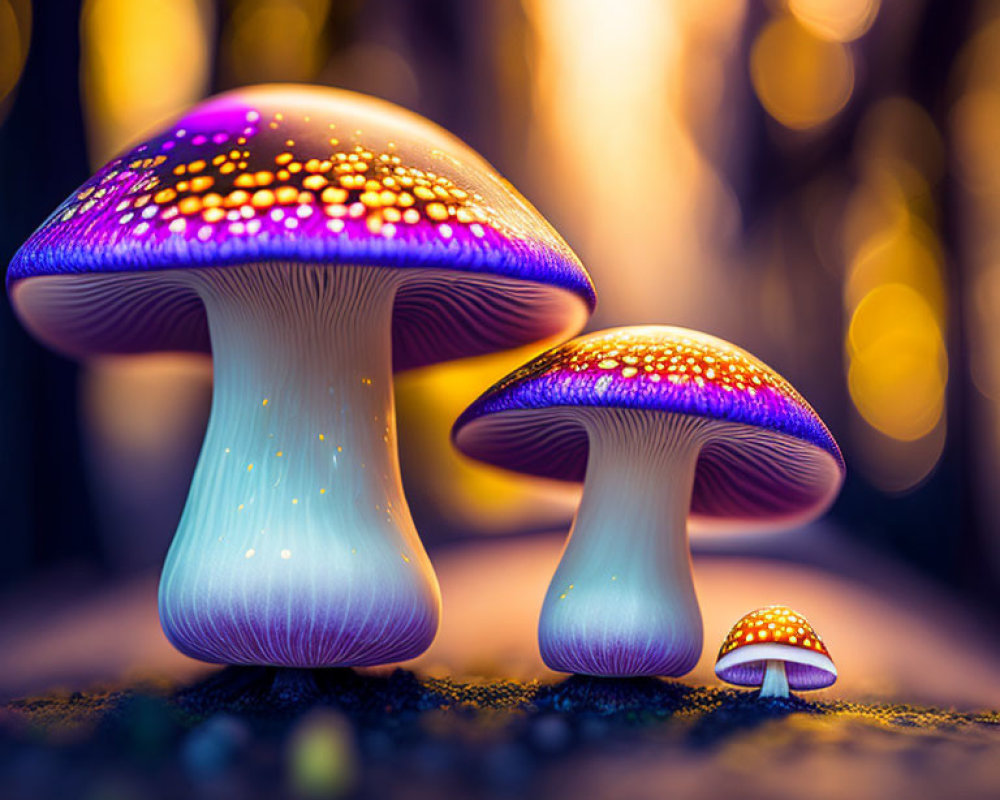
(2, 667), (998, 800)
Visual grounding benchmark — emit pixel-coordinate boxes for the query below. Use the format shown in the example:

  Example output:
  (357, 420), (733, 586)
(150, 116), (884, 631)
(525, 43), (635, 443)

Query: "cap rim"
(715, 642), (837, 689)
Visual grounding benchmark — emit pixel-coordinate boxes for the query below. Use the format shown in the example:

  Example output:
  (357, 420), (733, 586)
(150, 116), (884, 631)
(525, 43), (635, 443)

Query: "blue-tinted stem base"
(539, 409), (713, 677)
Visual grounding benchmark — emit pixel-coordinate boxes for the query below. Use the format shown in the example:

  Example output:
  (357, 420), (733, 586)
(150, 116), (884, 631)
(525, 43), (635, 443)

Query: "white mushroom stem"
(538, 408), (717, 677)
(159, 264), (440, 667)
(759, 659), (790, 698)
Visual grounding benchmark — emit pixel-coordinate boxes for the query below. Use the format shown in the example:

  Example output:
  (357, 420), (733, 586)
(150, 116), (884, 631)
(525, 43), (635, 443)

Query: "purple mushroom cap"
(5, 85), (595, 670)
(7, 84), (593, 368)
(454, 325), (844, 526)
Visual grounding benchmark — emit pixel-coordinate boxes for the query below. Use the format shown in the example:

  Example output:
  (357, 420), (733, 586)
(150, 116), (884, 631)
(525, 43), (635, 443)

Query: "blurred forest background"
(0, 0), (997, 614)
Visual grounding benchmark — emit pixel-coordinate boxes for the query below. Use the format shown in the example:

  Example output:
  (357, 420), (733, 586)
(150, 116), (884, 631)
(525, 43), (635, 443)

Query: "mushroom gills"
(158, 263), (440, 667)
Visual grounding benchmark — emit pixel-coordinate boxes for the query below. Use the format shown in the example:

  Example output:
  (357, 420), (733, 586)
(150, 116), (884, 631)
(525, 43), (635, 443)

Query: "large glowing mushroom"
(715, 605), (837, 698)
(7, 84), (594, 668)
(453, 326), (843, 677)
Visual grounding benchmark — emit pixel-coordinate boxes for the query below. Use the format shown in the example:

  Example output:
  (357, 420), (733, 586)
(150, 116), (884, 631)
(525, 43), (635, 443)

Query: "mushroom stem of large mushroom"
(159, 264), (440, 667)
(759, 659), (790, 698)
(538, 408), (713, 677)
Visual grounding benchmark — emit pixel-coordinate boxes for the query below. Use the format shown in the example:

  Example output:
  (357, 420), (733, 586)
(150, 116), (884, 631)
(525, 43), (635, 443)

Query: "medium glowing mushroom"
(715, 605), (837, 698)
(453, 326), (843, 677)
(7, 85), (594, 667)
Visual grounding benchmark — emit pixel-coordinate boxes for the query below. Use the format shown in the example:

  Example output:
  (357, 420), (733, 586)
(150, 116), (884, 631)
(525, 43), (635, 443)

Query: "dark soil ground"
(1, 668), (998, 800)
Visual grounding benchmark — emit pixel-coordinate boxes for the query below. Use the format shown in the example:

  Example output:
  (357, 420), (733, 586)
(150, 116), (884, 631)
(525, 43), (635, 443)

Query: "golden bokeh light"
(857, 96), (945, 185)
(787, 0), (879, 43)
(951, 16), (1000, 199)
(841, 173), (913, 261)
(396, 343), (580, 537)
(845, 216), (945, 324)
(750, 15), (854, 130)
(843, 93), (948, 492)
(847, 283), (947, 442)
(952, 90), (1000, 197)
(523, 0), (744, 329)
(0, 0), (30, 116)
(80, 0), (214, 165)
(78, 0), (215, 565)
(222, 0), (331, 85)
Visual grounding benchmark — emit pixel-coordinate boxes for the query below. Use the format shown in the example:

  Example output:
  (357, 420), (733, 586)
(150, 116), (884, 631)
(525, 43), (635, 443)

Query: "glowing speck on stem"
(292, 498), (299, 505)
(319, 488), (326, 495)
(276, 450), (283, 457)
(318, 433), (325, 441)
(281, 549), (292, 560)
(245, 548), (255, 558)
(237, 503), (244, 511)
(247, 463), (254, 472)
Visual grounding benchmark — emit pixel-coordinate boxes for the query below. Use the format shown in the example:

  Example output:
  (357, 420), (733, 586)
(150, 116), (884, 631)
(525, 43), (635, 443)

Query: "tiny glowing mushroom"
(715, 605), (837, 698)
(7, 85), (593, 667)
(453, 326), (844, 677)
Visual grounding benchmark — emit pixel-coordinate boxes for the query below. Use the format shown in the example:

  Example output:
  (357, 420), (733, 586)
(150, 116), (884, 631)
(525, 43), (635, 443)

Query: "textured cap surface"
(453, 326), (844, 524)
(714, 605), (837, 690)
(8, 84), (593, 367)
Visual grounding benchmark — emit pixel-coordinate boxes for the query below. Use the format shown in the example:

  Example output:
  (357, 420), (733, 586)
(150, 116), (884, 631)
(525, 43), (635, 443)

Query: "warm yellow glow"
(750, 15), (854, 130)
(857, 97), (945, 185)
(787, 0), (879, 42)
(846, 216), (945, 324)
(841, 176), (909, 262)
(523, 0), (744, 329)
(396, 341), (580, 536)
(847, 284), (947, 442)
(843, 94), (948, 490)
(80, 0), (213, 165)
(0, 0), (30, 114)
(221, 0), (331, 85)
(952, 90), (1000, 196)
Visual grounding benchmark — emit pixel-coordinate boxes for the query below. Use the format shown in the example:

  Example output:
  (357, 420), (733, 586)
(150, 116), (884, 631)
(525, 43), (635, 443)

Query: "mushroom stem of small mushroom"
(159, 264), (440, 667)
(538, 408), (715, 677)
(759, 659), (790, 698)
